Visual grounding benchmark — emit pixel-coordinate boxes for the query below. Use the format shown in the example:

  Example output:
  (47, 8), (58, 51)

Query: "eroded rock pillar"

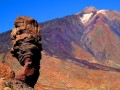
(10, 16), (42, 87)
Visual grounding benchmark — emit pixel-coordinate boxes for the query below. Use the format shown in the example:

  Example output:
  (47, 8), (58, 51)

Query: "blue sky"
(0, 0), (120, 33)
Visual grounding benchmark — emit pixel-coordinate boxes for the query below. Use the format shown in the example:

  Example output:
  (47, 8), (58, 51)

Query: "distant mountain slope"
(79, 8), (120, 68)
(41, 15), (93, 60)
(0, 31), (11, 53)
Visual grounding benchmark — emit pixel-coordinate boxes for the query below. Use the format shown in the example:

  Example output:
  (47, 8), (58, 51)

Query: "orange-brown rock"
(10, 16), (42, 88)
(0, 62), (15, 79)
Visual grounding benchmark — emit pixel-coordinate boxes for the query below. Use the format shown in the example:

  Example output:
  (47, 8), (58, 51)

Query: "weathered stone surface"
(0, 78), (5, 90)
(0, 63), (15, 80)
(10, 16), (42, 87)
(3, 87), (12, 90)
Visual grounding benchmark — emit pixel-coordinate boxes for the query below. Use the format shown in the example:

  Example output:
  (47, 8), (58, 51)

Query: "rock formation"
(10, 16), (42, 87)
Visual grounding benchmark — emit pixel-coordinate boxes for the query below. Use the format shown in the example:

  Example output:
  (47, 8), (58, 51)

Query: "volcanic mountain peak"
(82, 6), (98, 14)
(76, 7), (111, 25)
(79, 9), (107, 24)
(76, 6), (98, 16)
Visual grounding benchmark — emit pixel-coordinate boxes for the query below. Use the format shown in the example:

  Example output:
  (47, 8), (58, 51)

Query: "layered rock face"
(10, 16), (42, 87)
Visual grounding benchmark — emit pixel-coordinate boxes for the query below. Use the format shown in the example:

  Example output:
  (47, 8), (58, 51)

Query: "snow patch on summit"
(79, 10), (107, 24)
(80, 13), (93, 24)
